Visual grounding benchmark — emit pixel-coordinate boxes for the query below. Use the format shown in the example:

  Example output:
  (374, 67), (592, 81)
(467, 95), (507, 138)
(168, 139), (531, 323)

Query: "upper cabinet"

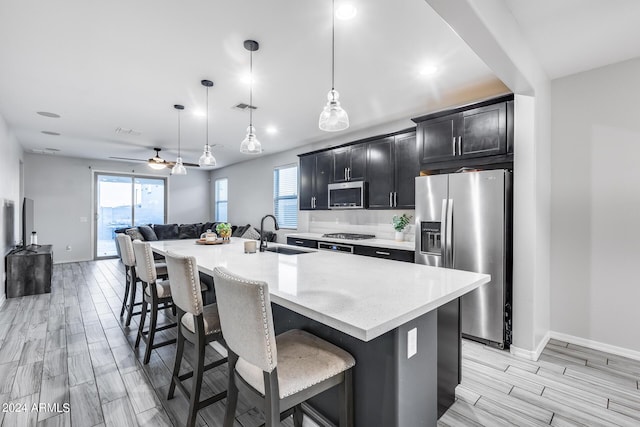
(414, 95), (514, 168)
(367, 131), (418, 209)
(333, 144), (366, 182)
(299, 151), (333, 210)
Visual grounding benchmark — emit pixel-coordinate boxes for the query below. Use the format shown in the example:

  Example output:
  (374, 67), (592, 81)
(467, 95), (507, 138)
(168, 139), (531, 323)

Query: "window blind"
(274, 165), (298, 229)
(215, 178), (228, 222)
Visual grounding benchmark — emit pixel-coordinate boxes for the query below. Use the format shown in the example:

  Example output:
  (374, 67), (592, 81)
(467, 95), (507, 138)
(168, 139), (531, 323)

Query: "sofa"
(114, 222), (276, 259)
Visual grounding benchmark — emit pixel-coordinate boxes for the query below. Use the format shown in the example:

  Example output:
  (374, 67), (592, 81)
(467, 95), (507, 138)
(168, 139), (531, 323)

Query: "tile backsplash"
(298, 209), (416, 242)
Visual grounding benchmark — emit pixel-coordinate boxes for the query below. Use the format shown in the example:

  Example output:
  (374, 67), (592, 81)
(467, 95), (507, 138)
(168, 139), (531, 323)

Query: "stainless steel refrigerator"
(415, 169), (512, 348)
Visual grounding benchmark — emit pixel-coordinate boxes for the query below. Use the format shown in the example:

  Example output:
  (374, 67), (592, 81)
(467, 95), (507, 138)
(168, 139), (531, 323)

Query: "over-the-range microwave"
(328, 181), (367, 209)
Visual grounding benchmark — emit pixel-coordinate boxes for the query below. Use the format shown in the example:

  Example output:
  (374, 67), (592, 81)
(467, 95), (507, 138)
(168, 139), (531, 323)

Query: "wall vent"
(233, 103), (257, 111)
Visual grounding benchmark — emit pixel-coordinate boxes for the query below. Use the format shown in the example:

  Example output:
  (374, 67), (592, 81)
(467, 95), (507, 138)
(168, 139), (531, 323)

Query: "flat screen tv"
(23, 197), (34, 246)
(4, 199), (15, 251)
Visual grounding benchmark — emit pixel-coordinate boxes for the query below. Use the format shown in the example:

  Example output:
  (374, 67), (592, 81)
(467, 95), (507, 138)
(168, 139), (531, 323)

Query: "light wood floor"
(0, 260), (639, 426)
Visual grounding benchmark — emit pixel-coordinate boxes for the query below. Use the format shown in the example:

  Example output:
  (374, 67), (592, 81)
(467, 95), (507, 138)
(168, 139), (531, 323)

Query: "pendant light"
(198, 79), (217, 168)
(319, 0), (349, 132)
(171, 104), (187, 175)
(240, 40), (262, 154)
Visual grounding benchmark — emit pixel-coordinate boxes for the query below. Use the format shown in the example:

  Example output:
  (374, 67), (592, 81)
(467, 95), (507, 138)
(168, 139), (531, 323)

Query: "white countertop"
(286, 232), (416, 251)
(149, 238), (489, 342)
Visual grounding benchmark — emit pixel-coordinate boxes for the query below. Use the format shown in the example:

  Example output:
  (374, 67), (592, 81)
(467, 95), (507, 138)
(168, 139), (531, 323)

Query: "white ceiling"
(1, 1), (637, 170)
(504, 0), (640, 80)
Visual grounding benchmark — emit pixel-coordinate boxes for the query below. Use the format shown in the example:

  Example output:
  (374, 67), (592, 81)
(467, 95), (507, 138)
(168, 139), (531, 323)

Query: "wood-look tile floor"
(1, 260), (639, 426)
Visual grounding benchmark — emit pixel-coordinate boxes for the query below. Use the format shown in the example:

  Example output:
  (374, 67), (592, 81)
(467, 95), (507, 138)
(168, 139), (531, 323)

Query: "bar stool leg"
(135, 298), (148, 349)
(168, 310), (186, 400)
(293, 405), (303, 427)
(186, 332), (206, 427)
(339, 369), (354, 427)
(224, 352), (239, 427)
(120, 267), (130, 317)
(125, 276), (137, 327)
(143, 294), (159, 364)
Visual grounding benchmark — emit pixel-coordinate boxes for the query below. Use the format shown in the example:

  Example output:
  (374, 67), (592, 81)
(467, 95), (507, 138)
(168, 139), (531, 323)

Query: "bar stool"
(115, 234), (168, 327)
(212, 267), (355, 427)
(132, 240), (177, 364)
(164, 253), (228, 427)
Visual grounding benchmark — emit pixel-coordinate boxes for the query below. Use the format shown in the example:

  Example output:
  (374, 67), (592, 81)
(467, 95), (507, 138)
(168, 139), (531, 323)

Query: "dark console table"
(6, 245), (53, 298)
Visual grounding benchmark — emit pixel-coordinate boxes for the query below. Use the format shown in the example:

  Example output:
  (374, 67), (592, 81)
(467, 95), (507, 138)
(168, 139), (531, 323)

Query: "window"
(215, 178), (228, 222)
(274, 165), (298, 229)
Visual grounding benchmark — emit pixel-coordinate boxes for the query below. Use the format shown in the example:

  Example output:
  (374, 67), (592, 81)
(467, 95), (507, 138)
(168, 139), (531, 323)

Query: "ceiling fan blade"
(109, 156), (147, 162)
(183, 162), (200, 167)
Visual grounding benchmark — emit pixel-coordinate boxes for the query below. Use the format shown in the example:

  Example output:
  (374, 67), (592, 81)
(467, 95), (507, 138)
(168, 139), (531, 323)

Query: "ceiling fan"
(110, 147), (200, 170)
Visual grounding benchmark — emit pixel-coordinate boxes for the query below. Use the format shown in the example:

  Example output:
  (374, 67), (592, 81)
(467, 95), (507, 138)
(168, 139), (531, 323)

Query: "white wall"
(24, 154), (211, 263)
(551, 58), (640, 352)
(0, 113), (23, 304)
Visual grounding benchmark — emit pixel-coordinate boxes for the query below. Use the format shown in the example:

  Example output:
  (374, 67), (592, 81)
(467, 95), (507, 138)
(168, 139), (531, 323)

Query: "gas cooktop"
(321, 233), (376, 240)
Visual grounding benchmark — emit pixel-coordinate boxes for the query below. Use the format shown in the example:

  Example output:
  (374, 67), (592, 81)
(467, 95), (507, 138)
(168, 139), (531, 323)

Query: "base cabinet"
(6, 245), (53, 298)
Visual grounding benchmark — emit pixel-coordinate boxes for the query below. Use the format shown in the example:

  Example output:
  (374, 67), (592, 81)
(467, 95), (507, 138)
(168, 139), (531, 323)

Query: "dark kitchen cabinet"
(366, 137), (395, 208)
(299, 151), (333, 210)
(286, 237), (318, 248)
(353, 245), (414, 263)
(367, 132), (418, 209)
(333, 144), (366, 182)
(415, 95), (513, 167)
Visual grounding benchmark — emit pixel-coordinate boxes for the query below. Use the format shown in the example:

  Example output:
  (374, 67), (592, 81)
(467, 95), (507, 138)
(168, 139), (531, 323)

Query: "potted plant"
(392, 213), (413, 242)
(216, 223), (232, 240)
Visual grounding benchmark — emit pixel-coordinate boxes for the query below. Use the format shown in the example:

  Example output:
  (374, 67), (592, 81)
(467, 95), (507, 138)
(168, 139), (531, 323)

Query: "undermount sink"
(264, 246), (315, 255)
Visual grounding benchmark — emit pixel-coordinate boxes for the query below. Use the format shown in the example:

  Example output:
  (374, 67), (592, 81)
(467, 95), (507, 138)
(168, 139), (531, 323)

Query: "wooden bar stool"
(164, 252), (227, 427)
(132, 240), (177, 364)
(115, 234), (168, 327)
(212, 267), (355, 427)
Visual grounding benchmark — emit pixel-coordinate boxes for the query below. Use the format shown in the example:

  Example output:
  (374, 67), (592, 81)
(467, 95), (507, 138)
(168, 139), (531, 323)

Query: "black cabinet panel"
(6, 245), (53, 297)
(394, 132), (418, 209)
(315, 152), (333, 210)
(286, 237), (318, 248)
(353, 245), (414, 263)
(419, 114), (457, 163)
(460, 102), (506, 158)
(333, 145), (366, 182)
(350, 144), (366, 181)
(366, 137), (395, 209)
(333, 148), (350, 182)
(299, 155), (315, 210)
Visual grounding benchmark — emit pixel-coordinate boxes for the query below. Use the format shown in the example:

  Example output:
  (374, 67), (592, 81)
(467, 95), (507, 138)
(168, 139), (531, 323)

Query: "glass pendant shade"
(319, 89), (349, 132)
(171, 157), (187, 175)
(199, 145), (217, 167)
(240, 125), (262, 154)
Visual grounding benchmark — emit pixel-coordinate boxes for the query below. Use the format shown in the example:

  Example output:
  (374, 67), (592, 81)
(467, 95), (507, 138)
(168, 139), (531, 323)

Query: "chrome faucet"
(259, 215), (280, 252)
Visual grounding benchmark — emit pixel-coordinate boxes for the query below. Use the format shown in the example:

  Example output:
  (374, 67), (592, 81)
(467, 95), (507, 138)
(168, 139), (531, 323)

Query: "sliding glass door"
(95, 173), (166, 259)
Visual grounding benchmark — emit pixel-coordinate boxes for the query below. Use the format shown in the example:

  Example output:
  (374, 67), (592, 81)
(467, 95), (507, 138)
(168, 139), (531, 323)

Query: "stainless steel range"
(321, 233), (376, 240)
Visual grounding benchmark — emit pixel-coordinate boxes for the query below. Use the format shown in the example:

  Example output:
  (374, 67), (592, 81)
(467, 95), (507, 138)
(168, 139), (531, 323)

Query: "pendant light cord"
(177, 109), (181, 156)
(249, 50), (253, 127)
(206, 87), (210, 149)
(331, 0), (335, 91)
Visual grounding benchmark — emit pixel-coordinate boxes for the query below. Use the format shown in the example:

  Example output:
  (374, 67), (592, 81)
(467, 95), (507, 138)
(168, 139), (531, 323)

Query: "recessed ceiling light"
(37, 111), (60, 118)
(41, 131), (60, 136)
(419, 65), (439, 76)
(266, 126), (278, 135)
(240, 74), (254, 85)
(193, 109), (206, 117)
(336, 4), (357, 20)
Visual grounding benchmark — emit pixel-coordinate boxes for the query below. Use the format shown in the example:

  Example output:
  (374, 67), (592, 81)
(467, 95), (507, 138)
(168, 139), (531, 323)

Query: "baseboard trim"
(549, 331), (640, 363)
(510, 330), (551, 361)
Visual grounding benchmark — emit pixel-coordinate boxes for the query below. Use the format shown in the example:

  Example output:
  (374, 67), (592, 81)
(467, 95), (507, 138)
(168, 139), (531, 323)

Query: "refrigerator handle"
(446, 198), (454, 267)
(441, 199), (448, 261)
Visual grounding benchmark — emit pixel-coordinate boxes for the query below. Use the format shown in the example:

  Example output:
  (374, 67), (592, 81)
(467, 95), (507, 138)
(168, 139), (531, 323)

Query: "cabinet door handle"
(348, 168), (351, 180)
(295, 240), (304, 245)
(389, 192), (393, 207)
(375, 251), (391, 256)
(394, 192), (397, 207)
(452, 137), (456, 155)
(458, 136), (462, 156)
(344, 168), (347, 181)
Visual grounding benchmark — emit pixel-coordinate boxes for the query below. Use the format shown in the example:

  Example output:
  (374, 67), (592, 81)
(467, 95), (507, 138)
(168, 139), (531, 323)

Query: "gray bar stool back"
(164, 252), (227, 427)
(132, 240), (177, 364)
(115, 234), (167, 327)
(213, 267), (355, 427)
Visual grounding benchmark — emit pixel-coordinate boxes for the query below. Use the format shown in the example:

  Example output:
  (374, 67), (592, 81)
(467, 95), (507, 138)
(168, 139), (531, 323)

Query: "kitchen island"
(149, 238), (490, 426)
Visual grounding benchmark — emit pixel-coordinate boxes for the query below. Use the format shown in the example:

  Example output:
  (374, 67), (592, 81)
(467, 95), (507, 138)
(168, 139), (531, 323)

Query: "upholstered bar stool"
(115, 234), (168, 327)
(212, 267), (355, 427)
(164, 253), (228, 427)
(132, 240), (178, 364)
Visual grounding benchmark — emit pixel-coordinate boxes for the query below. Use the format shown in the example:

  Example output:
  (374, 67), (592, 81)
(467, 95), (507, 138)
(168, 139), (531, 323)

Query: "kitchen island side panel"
(272, 304), (439, 427)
